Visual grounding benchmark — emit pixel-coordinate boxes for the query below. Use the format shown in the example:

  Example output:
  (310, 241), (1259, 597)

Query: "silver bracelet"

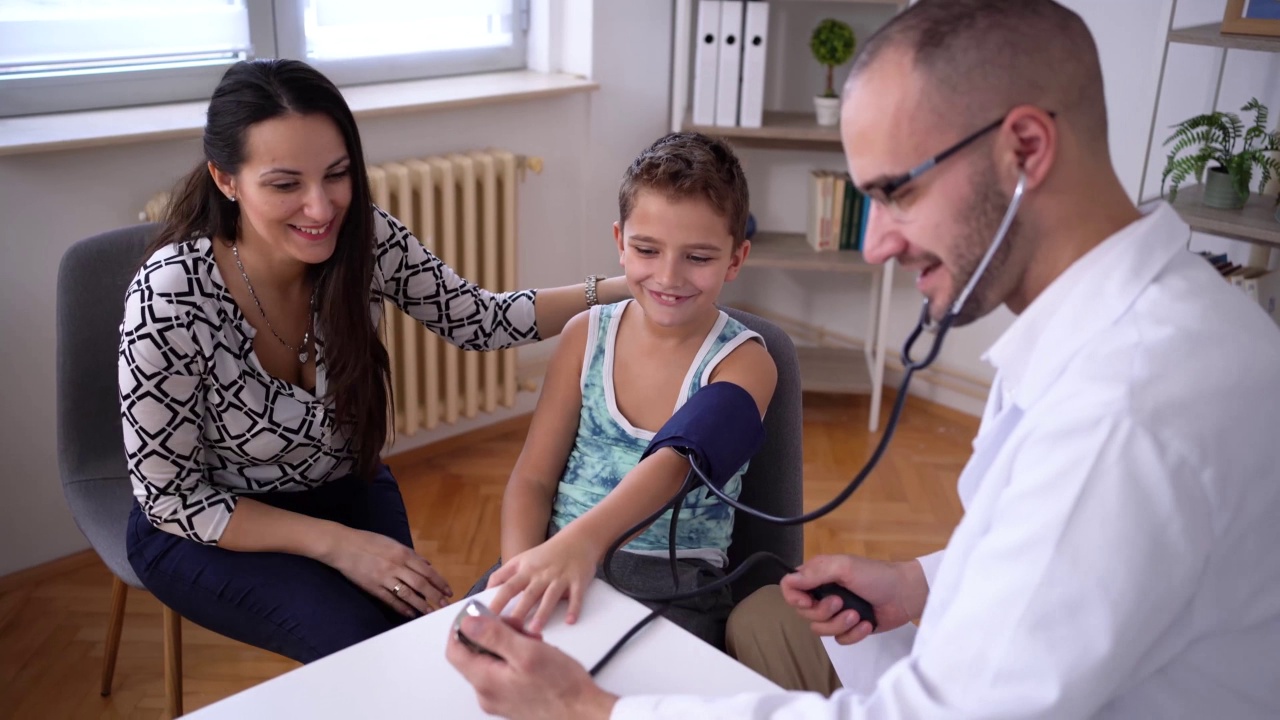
(585, 275), (606, 307)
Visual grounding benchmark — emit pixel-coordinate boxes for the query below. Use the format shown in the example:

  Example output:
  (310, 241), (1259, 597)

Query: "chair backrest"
(56, 223), (158, 584)
(722, 307), (804, 603)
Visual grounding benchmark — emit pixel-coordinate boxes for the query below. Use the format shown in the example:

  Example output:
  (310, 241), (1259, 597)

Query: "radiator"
(142, 149), (541, 438)
(371, 149), (537, 436)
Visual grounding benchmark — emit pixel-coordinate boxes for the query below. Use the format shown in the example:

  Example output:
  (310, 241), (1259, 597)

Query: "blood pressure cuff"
(640, 381), (765, 491)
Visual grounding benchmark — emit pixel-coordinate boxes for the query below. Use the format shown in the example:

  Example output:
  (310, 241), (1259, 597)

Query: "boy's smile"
(614, 189), (749, 335)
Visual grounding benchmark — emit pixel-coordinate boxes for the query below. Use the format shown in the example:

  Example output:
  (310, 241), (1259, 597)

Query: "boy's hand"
(486, 531), (600, 633)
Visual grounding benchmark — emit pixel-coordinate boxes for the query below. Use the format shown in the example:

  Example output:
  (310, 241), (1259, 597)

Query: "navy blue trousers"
(127, 465), (415, 663)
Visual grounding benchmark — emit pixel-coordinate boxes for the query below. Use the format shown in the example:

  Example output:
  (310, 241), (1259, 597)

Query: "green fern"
(1162, 97), (1280, 203)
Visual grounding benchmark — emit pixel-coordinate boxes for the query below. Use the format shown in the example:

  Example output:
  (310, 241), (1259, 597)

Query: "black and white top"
(119, 206), (539, 545)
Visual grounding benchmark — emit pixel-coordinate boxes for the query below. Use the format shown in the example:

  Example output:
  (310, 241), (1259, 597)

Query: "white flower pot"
(814, 96), (841, 126)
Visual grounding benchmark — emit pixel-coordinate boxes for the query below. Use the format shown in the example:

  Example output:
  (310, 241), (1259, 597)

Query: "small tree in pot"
(1162, 97), (1280, 210)
(810, 19), (856, 127)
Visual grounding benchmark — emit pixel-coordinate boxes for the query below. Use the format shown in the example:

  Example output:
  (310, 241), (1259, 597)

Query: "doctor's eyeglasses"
(860, 110), (1055, 220)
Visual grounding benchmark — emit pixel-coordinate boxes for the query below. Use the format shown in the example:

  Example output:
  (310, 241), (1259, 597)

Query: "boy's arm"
(561, 338), (778, 564)
(489, 338), (776, 632)
(499, 312), (589, 561)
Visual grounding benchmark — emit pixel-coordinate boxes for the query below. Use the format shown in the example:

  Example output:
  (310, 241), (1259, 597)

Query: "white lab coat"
(613, 203), (1280, 719)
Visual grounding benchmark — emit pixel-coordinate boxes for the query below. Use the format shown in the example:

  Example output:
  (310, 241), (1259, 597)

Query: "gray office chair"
(56, 223), (187, 718)
(722, 307), (804, 603)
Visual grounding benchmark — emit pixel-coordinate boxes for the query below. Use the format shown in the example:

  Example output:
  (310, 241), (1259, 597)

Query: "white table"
(185, 579), (780, 719)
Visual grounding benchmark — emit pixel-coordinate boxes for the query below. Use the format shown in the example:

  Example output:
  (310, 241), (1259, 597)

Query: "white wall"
(721, 0), (1280, 415)
(0, 1), (673, 576)
(580, 3), (676, 275)
(6, 0), (1275, 576)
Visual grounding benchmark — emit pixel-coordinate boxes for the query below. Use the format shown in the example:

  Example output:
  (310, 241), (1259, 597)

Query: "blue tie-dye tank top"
(549, 299), (763, 567)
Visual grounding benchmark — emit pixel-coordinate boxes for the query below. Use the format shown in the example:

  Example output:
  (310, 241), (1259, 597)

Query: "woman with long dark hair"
(118, 58), (627, 662)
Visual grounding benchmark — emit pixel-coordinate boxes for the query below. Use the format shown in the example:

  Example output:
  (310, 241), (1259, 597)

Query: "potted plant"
(810, 19), (856, 127)
(1162, 97), (1280, 210)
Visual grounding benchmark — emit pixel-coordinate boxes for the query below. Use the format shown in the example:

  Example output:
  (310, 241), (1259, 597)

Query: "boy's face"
(614, 189), (749, 329)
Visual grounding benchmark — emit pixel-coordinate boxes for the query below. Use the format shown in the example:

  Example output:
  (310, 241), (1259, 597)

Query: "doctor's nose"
(860, 202), (907, 266)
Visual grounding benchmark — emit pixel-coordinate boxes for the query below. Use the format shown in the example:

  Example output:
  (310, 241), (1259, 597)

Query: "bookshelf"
(683, 110), (841, 150)
(670, 0), (901, 431)
(1141, 8), (1280, 252)
(1167, 22), (1280, 53)
(744, 233), (889, 396)
(1169, 185), (1280, 249)
(747, 232), (881, 272)
(797, 346), (872, 393)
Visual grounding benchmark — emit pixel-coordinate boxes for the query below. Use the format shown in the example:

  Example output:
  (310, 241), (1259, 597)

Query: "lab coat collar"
(982, 202), (1190, 411)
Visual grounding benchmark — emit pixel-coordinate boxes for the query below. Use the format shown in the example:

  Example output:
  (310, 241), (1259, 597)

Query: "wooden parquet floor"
(0, 391), (976, 719)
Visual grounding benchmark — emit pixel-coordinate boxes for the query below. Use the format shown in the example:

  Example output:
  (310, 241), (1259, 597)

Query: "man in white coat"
(447, 0), (1280, 717)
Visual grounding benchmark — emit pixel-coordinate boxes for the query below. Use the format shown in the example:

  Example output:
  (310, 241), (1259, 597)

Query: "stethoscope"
(684, 169), (1031, 526)
(901, 170), (1028, 374)
(593, 171), (1030, 664)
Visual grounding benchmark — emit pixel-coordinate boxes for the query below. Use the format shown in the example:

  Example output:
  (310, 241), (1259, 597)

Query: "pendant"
(299, 351), (309, 364)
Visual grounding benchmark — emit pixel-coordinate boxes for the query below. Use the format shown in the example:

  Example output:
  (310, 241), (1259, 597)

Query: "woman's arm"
(216, 495), (451, 616)
(499, 311), (589, 560)
(529, 276), (629, 340)
(120, 268), (346, 553)
(121, 269), (448, 615)
(120, 275), (239, 546)
(374, 207), (630, 346)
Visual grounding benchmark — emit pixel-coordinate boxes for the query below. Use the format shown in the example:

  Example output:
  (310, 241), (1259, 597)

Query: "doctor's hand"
(780, 554), (928, 645)
(486, 530), (599, 633)
(447, 611), (618, 720)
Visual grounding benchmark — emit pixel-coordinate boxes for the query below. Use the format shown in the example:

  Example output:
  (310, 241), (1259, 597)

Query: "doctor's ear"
(1001, 107), (1056, 191)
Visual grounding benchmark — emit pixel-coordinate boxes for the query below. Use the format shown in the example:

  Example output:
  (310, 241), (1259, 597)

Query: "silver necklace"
(231, 243), (315, 364)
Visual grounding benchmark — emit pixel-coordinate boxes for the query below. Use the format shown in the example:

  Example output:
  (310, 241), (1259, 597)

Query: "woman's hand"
(320, 526), (453, 618)
(486, 531), (600, 633)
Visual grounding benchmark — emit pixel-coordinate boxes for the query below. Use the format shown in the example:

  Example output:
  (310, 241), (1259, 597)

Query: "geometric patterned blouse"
(118, 206), (539, 544)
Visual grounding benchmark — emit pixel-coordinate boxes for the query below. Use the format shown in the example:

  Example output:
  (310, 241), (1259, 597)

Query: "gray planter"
(1202, 168), (1246, 209)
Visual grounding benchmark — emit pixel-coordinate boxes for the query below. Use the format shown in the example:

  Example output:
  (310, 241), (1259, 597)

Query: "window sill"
(0, 70), (598, 158)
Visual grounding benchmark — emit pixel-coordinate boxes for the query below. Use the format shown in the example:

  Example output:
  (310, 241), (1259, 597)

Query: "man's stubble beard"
(943, 161), (1022, 328)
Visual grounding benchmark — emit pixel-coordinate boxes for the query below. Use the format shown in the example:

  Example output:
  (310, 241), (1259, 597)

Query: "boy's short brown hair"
(618, 132), (750, 249)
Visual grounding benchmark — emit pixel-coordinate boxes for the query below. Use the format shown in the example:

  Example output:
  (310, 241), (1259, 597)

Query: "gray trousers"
(466, 551), (733, 650)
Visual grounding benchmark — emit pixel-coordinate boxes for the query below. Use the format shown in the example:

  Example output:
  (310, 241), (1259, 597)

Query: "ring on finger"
(391, 582), (404, 597)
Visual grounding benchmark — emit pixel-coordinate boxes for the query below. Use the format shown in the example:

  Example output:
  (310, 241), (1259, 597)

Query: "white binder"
(714, 0), (745, 127)
(738, 0), (769, 129)
(691, 0), (722, 126)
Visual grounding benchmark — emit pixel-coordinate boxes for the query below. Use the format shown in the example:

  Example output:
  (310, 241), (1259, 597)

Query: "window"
(0, 0), (527, 118)
(279, 0), (524, 87)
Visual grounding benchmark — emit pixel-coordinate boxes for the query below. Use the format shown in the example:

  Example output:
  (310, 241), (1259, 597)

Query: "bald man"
(447, 1), (1280, 717)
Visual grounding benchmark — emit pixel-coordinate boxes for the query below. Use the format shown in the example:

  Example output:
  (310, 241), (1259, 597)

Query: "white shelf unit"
(1139, 5), (1280, 248)
(669, 0), (905, 432)
(739, 233), (894, 420)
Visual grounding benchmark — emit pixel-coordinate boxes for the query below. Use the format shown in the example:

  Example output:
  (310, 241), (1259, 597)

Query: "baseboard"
(0, 548), (100, 594)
